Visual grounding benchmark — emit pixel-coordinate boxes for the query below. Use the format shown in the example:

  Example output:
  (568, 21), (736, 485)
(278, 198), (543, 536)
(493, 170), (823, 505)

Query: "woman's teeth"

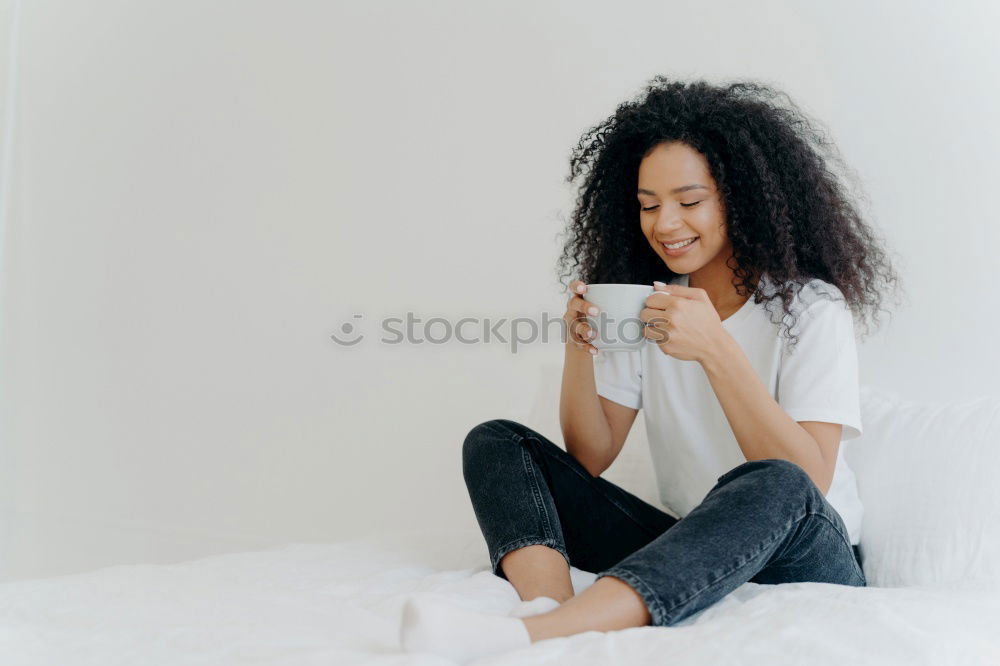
(664, 237), (697, 249)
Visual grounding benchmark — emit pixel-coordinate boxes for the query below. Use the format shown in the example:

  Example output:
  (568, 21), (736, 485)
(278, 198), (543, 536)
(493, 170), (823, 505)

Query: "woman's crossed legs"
(462, 418), (865, 640)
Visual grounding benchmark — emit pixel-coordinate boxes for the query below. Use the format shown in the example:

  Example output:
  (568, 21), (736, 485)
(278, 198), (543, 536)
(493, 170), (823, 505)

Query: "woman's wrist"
(698, 328), (740, 373)
(565, 339), (596, 358)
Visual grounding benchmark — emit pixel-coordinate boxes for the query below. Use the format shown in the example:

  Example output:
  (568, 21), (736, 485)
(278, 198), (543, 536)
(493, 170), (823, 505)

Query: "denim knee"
(717, 458), (816, 495)
(462, 419), (519, 472)
(710, 458), (828, 523)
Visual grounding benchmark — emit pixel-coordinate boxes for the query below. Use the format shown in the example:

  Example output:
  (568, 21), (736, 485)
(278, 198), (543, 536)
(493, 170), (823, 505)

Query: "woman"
(400, 76), (900, 663)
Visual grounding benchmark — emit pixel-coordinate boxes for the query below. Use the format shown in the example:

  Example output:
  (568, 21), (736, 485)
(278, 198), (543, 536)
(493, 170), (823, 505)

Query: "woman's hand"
(641, 282), (726, 362)
(563, 279), (599, 356)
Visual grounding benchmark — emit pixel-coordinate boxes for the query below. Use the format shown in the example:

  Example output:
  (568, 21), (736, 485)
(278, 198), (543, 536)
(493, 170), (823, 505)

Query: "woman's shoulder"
(762, 274), (848, 312)
(757, 275), (853, 338)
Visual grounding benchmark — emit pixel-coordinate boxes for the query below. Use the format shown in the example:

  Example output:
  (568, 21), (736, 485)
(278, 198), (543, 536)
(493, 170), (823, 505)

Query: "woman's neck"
(688, 265), (760, 318)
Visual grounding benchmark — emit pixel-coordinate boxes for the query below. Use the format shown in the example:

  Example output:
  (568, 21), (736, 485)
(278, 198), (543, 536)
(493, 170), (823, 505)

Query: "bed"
(2, 382), (998, 665)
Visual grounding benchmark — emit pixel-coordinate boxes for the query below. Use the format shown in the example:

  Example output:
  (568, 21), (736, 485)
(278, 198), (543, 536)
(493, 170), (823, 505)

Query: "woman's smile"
(661, 236), (699, 255)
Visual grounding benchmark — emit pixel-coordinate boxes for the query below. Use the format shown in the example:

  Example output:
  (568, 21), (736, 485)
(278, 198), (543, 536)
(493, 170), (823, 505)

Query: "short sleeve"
(593, 349), (643, 410)
(777, 294), (863, 441)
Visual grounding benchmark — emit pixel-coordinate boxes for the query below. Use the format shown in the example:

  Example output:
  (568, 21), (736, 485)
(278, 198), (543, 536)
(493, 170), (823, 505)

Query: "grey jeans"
(462, 418), (866, 627)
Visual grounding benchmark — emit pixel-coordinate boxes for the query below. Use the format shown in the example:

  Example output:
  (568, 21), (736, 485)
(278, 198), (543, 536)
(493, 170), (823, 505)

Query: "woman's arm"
(699, 332), (836, 494)
(559, 343), (619, 477)
(642, 283), (851, 495)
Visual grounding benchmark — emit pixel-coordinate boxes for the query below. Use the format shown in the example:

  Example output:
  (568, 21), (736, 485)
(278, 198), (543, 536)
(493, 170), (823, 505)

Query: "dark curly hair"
(555, 76), (903, 348)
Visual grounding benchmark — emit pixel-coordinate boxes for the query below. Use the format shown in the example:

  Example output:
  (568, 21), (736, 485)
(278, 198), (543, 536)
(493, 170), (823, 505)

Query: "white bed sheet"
(1, 527), (998, 665)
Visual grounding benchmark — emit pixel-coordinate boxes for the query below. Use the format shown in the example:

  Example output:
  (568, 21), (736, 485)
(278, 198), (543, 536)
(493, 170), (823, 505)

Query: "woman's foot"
(519, 575), (652, 642)
(400, 596), (533, 663)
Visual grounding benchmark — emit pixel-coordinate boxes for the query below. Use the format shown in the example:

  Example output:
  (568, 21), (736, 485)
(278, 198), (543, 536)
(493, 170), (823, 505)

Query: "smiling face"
(637, 141), (733, 284)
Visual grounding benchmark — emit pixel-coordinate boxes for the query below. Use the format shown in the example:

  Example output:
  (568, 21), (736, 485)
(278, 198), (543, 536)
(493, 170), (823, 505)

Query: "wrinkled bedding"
(1, 527), (997, 665)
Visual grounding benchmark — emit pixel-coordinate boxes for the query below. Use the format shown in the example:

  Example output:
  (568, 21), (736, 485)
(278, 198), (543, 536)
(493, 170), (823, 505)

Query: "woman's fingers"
(640, 308), (670, 344)
(568, 310), (596, 339)
(572, 296), (599, 317)
(569, 318), (597, 347)
(565, 279), (600, 353)
(566, 281), (598, 321)
(641, 304), (671, 319)
(570, 281), (597, 308)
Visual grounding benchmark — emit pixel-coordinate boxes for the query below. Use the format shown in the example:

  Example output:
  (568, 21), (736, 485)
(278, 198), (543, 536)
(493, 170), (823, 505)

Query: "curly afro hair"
(555, 76), (903, 348)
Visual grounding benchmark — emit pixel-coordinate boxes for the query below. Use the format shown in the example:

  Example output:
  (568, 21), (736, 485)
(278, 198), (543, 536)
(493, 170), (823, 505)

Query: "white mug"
(582, 283), (660, 352)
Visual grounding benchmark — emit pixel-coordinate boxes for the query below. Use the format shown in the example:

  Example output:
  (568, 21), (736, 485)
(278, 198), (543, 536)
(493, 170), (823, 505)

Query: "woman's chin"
(662, 253), (693, 267)
(661, 254), (707, 275)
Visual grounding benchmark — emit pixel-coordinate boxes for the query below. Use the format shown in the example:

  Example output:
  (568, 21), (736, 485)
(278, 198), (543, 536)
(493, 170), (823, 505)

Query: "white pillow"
(524, 364), (1000, 588)
(846, 385), (1000, 587)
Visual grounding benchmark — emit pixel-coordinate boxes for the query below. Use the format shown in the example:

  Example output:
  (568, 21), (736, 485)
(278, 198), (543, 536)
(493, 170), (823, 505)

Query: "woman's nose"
(654, 213), (684, 233)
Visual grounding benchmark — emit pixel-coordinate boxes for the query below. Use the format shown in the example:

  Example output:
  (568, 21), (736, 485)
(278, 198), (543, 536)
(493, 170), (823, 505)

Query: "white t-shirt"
(592, 272), (865, 545)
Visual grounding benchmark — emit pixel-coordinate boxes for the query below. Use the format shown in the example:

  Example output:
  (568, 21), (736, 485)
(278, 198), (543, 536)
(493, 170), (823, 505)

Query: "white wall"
(1, 0), (997, 581)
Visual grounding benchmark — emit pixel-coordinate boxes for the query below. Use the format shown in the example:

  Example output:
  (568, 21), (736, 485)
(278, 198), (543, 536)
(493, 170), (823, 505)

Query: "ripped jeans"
(462, 418), (866, 627)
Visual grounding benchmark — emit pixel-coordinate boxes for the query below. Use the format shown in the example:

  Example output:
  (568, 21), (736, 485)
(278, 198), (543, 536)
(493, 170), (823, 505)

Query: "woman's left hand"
(641, 282), (726, 362)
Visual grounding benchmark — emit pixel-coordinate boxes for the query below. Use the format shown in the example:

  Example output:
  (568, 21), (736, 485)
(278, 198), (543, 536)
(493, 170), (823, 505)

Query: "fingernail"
(588, 348), (597, 355)
(576, 284), (585, 293)
(588, 306), (599, 315)
(653, 281), (666, 288)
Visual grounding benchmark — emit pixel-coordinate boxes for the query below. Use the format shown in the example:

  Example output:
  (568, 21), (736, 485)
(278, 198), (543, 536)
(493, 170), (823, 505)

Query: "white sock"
(508, 595), (562, 618)
(400, 596), (532, 663)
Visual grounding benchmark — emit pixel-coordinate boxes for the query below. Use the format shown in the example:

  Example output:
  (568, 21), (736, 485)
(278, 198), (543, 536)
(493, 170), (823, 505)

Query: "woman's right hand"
(564, 279), (599, 356)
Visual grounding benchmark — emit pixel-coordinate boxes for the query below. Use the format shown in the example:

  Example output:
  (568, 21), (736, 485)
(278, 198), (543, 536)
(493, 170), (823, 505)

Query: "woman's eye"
(640, 201), (700, 212)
